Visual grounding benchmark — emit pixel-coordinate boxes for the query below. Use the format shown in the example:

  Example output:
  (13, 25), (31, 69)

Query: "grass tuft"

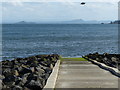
(60, 57), (88, 61)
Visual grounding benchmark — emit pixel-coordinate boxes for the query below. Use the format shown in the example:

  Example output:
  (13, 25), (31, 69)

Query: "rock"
(35, 67), (45, 75)
(13, 65), (20, 69)
(103, 57), (108, 61)
(12, 85), (23, 90)
(21, 64), (28, 68)
(0, 80), (2, 89)
(25, 80), (43, 89)
(19, 67), (32, 75)
(50, 64), (53, 69)
(15, 58), (28, 64)
(26, 60), (38, 67)
(23, 87), (30, 90)
(44, 73), (50, 81)
(38, 77), (46, 87)
(111, 57), (117, 62)
(4, 60), (13, 66)
(26, 60), (32, 65)
(0, 75), (5, 80)
(14, 77), (22, 85)
(3, 75), (16, 86)
(40, 61), (49, 67)
(85, 53), (120, 69)
(31, 61), (38, 67)
(12, 70), (19, 76)
(4, 75), (16, 82)
(15, 58), (23, 61)
(30, 67), (35, 73)
(11, 60), (19, 65)
(20, 73), (30, 86)
(41, 79), (46, 87)
(96, 58), (101, 62)
(2, 68), (12, 77)
(27, 73), (37, 81)
(1, 54), (60, 89)
(44, 68), (52, 74)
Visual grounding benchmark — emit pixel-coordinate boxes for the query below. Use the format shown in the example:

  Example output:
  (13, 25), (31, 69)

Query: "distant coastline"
(2, 20), (120, 25)
(109, 20), (120, 24)
(2, 19), (112, 24)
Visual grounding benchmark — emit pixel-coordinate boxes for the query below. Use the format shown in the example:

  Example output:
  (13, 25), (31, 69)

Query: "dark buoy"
(81, 2), (85, 5)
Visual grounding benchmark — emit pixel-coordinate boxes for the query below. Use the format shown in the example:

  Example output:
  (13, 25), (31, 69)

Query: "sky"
(1, 0), (119, 23)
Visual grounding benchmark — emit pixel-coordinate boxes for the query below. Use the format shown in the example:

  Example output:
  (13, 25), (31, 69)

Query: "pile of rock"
(84, 52), (120, 70)
(1, 54), (60, 90)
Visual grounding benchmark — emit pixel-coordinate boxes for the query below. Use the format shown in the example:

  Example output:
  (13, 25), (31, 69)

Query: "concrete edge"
(43, 60), (60, 90)
(87, 58), (120, 77)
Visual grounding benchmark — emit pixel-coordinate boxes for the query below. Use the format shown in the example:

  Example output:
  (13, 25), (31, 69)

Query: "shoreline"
(2, 55), (83, 61)
(1, 53), (120, 89)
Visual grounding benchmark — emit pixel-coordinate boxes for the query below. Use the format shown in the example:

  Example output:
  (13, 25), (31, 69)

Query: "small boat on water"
(81, 2), (86, 5)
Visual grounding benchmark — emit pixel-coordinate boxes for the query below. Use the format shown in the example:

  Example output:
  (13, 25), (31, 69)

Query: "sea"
(2, 24), (118, 60)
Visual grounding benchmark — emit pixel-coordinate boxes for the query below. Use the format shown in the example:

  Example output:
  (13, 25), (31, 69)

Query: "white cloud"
(25, 7), (34, 11)
(2, 1), (118, 22)
(9, 2), (23, 6)
(1, 0), (119, 9)
(2, 0), (119, 2)
(2, 7), (7, 11)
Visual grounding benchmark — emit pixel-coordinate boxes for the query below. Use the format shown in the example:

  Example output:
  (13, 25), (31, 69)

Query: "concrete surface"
(88, 58), (120, 77)
(43, 60), (60, 90)
(55, 61), (118, 88)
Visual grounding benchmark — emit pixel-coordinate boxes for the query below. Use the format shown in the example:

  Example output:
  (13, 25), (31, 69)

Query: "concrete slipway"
(44, 60), (119, 89)
(55, 61), (118, 88)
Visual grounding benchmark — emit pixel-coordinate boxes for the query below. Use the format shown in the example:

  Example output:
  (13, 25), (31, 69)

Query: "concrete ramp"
(55, 61), (118, 88)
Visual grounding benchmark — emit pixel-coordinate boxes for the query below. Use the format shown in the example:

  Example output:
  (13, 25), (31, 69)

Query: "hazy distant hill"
(13, 19), (111, 24)
(61, 19), (110, 24)
(110, 20), (120, 24)
(15, 21), (36, 24)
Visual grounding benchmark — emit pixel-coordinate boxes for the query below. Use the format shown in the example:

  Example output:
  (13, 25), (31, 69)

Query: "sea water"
(2, 24), (118, 60)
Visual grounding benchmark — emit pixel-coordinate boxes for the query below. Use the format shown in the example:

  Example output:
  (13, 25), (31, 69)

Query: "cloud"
(2, 7), (7, 11)
(1, 0), (119, 10)
(11, 2), (23, 6)
(2, 0), (119, 2)
(25, 7), (34, 11)
(2, 1), (118, 23)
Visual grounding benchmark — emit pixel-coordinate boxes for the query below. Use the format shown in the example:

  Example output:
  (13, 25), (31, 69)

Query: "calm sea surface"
(2, 24), (118, 60)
